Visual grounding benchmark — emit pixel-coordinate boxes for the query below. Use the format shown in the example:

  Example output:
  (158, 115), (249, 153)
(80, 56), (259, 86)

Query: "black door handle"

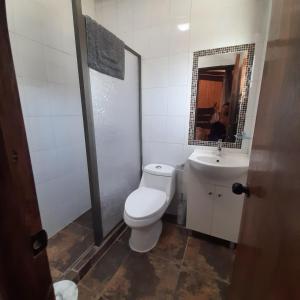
(232, 183), (250, 197)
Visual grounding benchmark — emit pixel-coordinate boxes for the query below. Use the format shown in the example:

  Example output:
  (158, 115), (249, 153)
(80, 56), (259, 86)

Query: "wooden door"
(229, 0), (300, 299)
(0, 1), (54, 299)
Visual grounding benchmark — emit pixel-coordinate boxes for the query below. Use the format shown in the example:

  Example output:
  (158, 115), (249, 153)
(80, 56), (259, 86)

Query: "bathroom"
(1, 0), (299, 299)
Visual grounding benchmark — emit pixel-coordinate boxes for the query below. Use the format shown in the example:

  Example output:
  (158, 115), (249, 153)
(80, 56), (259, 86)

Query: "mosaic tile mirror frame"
(188, 43), (255, 149)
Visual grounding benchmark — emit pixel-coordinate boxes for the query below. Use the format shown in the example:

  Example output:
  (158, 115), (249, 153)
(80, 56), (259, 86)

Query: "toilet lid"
(125, 187), (167, 219)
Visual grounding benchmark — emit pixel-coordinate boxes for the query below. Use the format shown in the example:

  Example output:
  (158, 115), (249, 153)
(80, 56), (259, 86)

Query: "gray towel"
(85, 16), (125, 80)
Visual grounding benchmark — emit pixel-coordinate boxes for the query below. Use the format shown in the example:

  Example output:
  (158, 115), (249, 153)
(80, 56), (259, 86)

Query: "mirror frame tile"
(188, 43), (255, 149)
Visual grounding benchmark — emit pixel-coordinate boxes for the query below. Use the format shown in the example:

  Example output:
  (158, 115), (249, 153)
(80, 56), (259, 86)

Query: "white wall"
(82, 0), (97, 19)
(6, 0), (91, 237)
(94, 0), (272, 167)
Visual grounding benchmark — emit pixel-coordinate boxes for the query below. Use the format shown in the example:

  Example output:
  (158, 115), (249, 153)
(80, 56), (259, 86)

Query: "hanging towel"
(85, 16), (125, 80)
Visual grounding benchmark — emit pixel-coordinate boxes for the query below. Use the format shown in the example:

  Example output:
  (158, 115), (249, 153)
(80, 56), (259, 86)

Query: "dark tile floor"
(47, 210), (94, 281)
(78, 222), (235, 300)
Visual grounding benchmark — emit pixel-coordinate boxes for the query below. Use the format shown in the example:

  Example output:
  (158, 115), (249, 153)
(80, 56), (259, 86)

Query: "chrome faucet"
(217, 139), (223, 155)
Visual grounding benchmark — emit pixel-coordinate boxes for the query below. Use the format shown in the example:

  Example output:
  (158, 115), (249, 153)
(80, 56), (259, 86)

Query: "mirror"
(188, 44), (255, 148)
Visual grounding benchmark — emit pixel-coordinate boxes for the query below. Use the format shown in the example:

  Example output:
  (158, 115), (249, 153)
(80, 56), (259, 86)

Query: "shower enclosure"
(90, 49), (142, 237)
(72, 1), (142, 245)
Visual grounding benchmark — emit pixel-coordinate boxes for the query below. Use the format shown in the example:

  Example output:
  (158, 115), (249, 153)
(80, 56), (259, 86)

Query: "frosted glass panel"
(90, 51), (141, 236)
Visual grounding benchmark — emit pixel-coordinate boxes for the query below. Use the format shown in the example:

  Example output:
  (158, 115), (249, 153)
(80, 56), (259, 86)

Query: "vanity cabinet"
(211, 186), (244, 242)
(185, 164), (246, 243)
(187, 182), (215, 235)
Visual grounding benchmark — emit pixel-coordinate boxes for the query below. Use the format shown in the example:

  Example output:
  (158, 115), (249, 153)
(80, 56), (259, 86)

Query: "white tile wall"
(143, 57), (169, 88)
(82, 0), (97, 19)
(167, 86), (189, 116)
(168, 53), (189, 86)
(95, 0), (272, 168)
(142, 88), (168, 115)
(6, 0), (91, 237)
(143, 141), (184, 166)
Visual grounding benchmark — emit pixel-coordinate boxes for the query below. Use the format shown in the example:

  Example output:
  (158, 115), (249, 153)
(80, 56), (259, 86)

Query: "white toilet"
(124, 164), (176, 253)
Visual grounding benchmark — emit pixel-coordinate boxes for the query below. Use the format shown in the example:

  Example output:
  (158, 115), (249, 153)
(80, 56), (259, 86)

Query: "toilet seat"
(125, 187), (167, 220)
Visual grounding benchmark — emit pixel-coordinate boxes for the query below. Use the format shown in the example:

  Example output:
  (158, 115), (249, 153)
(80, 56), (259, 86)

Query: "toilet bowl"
(124, 164), (176, 253)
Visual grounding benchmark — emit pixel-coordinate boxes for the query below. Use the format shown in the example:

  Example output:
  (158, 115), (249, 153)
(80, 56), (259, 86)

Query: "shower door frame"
(72, 0), (142, 246)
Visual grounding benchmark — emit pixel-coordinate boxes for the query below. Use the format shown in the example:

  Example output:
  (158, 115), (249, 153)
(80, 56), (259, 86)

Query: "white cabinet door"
(187, 182), (215, 235)
(211, 186), (244, 242)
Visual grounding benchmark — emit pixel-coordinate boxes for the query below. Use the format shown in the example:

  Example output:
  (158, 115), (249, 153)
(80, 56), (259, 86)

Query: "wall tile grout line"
(9, 30), (76, 57)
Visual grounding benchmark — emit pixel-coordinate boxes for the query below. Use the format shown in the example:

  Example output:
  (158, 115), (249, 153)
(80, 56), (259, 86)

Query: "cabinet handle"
(208, 192), (213, 195)
(218, 194), (222, 197)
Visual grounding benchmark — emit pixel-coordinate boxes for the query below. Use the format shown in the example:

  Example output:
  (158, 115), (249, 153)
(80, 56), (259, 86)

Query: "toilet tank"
(140, 164), (176, 202)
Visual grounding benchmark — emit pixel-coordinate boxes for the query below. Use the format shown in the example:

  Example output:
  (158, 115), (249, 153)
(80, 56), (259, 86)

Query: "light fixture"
(177, 23), (190, 31)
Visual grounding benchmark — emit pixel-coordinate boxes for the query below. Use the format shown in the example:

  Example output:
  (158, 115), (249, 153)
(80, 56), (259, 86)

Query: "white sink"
(188, 150), (249, 181)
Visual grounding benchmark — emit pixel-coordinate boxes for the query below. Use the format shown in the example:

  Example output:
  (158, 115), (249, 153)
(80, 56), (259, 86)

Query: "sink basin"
(188, 151), (249, 181)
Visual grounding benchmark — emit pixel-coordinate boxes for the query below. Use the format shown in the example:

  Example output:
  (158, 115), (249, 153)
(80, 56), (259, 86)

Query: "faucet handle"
(217, 139), (222, 152)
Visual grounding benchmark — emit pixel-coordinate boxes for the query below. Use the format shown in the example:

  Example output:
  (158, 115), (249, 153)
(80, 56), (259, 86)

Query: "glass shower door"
(90, 50), (141, 236)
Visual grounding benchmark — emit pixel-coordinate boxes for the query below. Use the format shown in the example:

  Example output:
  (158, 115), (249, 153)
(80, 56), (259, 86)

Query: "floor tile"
(78, 283), (99, 300)
(149, 222), (188, 263)
(75, 223), (235, 299)
(75, 209), (93, 230)
(50, 267), (63, 282)
(80, 241), (130, 295)
(117, 227), (130, 245)
(174, 269), (226, 300)
(102, 252), (181, 300)
(47, 222), (94, 273)
(183, 237), (235, 282)
(217, 280), (230, 300)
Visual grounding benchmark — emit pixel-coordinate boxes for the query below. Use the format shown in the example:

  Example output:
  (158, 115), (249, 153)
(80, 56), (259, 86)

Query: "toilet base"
(129, 220), (162, 253)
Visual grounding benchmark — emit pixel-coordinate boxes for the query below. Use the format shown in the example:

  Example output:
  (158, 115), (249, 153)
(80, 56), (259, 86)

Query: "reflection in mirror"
(188, 44), (255, 148)
(195, 52), (247, 142)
